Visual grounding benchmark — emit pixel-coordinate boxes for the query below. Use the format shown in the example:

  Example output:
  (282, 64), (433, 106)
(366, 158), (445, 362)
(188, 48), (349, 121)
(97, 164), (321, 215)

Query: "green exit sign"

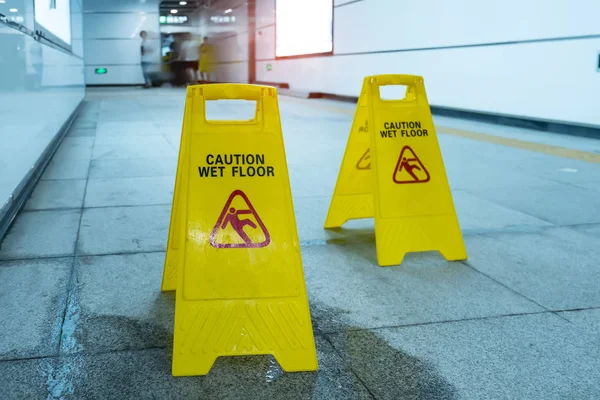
(266, 64), (272, 71)
(95, 68), (108, 75)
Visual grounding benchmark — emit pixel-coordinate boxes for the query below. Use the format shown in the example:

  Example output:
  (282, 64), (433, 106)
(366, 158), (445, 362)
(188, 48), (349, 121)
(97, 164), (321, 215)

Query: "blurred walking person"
(181, 32), (200, 85)
(199, 36), (214, 83)
(139, 30), (154, 88)
(169, 35), (187, 87)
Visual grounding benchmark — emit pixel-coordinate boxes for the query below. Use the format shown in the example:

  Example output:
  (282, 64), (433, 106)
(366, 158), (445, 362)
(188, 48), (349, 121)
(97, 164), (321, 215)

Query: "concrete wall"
(208, 0), (600, 127)
(0, 0), (85, 232)
(83, 0), (160, 85)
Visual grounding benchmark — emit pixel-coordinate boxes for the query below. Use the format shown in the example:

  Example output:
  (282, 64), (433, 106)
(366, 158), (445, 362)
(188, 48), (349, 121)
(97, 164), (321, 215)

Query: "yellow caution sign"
(162, 84), (318, 376)
(326, 75), (467, 266)
(324, 84), (373, 228)
(161, 95), (190, 292)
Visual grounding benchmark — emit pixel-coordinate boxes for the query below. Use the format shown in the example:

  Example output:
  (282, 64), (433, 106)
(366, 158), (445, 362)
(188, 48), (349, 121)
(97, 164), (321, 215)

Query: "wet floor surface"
(1, 87), (600, 399)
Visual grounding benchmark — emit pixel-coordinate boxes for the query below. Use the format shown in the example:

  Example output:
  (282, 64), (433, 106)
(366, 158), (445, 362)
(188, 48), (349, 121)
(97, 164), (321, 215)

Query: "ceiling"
(159, 1), (205, 15)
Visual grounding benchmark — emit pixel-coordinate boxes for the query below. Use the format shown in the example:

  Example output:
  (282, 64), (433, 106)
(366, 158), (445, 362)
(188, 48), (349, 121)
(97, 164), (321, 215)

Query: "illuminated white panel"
(34, 0), (72, 45)
(275, 0), (332, 57)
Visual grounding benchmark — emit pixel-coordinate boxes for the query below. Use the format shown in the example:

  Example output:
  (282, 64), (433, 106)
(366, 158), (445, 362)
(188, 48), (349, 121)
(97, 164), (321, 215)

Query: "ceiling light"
(9, 8), (18, 12)
(170, 9), (178, 13)
(224, 8), (232, 14)
(180, 1), (187, 5)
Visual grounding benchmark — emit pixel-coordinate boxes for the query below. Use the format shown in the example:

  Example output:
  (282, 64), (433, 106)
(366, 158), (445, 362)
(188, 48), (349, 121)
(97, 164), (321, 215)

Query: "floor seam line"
(460, 188), (558, 226)
(321, 333), (378, 400)
(16, 203), (173, 214)
(0, 250), (167, 263)
(56, 120), (98, 355)
(461, 260), (571, 322)
(320, 310), (555, 335)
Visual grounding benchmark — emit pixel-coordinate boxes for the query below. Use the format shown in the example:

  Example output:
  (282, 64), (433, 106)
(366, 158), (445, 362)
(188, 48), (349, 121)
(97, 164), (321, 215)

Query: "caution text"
(380, 121), (428, 138)
(198, 153), (275, 178)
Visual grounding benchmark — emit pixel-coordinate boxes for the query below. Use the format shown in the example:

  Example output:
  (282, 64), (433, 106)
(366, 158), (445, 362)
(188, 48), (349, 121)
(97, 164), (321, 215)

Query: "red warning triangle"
(210, 190), (270, 248)
(356, 149), (371, 170)
(393, 146), (430, 184)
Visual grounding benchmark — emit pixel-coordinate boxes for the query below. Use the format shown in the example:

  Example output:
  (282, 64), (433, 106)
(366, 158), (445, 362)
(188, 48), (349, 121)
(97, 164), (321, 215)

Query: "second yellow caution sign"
(326, 75), (467, 266)
(324, 83), (373, 228)
(163, 84), (318, 376)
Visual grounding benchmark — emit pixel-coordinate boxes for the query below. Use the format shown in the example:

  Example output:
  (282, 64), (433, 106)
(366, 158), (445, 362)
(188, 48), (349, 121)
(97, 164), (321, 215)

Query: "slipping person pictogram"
(393, 146), (430, 184)
(399, 156), (421, 181)
(210, 190), (270, 248)
(221, 207), (257, 245)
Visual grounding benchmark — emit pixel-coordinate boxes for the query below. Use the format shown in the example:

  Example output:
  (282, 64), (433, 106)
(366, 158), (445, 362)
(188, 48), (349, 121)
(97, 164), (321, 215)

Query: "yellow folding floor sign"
(161, 84), (318, 376)
(324, 83), (374, 228)
(162, 92), (191, 292)
(325, 75), (467, 266)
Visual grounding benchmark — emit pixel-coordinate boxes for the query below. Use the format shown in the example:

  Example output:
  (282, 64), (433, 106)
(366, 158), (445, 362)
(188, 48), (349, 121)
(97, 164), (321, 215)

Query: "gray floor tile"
(69, 338), (372, 400)
(467, 182), (600, 225)
(93, 134), (169, 147)
(444, 153), (557, 191)
(0, 210), (80, 260)
(571, 223), (600, 238)
(160, 125), (183, 136)
(289, 164), (338, 198)
(24, 179), (86, 210)
(150, 111), (186, 123)
(302, 243), (542, 333)
(98, 112), (157, 122)
(452, 190), (553, 234)
(329, 314), (600, 400)
(139, 98), (185, 110)
(164, 134), (181, 150)
(285, 137), (345, 167)
(96, 120), (161, 136)
(89, 157), (177, 179)
(99, 101), (143, 111)
(64, 253), (173, 354)
(41, 157), (90, 180)
(77, 205), (170, 255)
(51, 137), (94, 162)
(84, 177), (174, 208)
(75, 112), (100, 122)
(0, 357), (59, 399)
(67, 127), (97, 137)
(92, 137), (177, 160)
(577, 181), (600, 190)
(71, 120), (97, 129)
(559, 308), (600, 335)
(0, 258), (71, 360)
(466, 228), (600, 310)
(155, 120), (184, 129)
(293, 196), (375, 243)
(530, 160), (600, 185)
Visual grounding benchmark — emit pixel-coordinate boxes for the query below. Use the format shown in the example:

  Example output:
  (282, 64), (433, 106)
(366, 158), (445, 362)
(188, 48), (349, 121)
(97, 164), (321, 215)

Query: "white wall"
(83, 0), (160, 85)
(212, 0), (600, 127)
(0, 0), (85, 228)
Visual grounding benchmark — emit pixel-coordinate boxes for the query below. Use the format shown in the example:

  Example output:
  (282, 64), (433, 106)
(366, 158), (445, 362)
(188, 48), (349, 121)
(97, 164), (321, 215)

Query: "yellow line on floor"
(437, 127), (600, 165)
(279, 96), (600, 165)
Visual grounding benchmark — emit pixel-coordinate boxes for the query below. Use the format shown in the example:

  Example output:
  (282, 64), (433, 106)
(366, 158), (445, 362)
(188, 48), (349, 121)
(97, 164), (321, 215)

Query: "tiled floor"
(1, 87), (600, 399)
